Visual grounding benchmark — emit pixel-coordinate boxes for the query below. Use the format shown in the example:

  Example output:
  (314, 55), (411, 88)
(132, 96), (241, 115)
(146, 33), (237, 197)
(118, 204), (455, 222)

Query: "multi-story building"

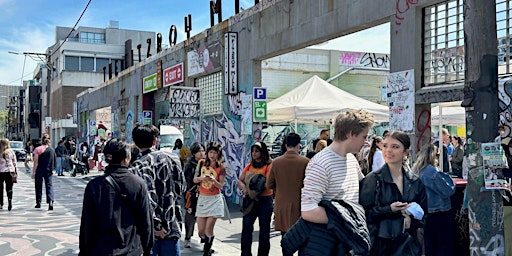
(33, 21), (156, 144)
(0, 85), (24, 140)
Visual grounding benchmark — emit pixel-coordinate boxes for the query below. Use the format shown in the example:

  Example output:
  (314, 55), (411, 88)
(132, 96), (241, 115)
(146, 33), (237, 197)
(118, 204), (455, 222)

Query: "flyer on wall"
(481, 142), (510, 190)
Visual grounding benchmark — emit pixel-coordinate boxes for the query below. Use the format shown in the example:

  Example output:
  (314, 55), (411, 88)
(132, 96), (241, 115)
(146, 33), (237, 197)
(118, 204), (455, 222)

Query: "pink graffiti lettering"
(341, 52), (361, 65)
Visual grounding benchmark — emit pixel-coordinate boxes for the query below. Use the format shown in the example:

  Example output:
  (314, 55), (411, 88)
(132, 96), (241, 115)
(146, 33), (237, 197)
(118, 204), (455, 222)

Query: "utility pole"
(462, 0), (503, 255)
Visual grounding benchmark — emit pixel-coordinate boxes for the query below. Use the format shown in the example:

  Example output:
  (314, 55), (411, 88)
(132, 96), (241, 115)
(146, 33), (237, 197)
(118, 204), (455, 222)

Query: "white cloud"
(0, 25), (53, 85)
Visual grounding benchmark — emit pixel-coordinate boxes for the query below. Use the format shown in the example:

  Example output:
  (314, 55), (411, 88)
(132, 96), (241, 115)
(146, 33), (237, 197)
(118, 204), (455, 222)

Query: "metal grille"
(196, 72), (223, 116)
(423, 0), (464, 86)
(424, 0), (512, 85)
(497, 0), (512, 75)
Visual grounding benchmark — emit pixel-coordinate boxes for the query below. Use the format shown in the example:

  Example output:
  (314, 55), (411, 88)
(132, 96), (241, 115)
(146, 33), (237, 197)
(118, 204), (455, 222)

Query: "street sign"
(143, 73), (158, 94)
(163, 63), (184, 87)
(143, 110), (152, 124)
(253, 100), (267, 122)
(143, 110), (152, 119)
(254, 88), (266, 100)
(253, 87), (267, 122)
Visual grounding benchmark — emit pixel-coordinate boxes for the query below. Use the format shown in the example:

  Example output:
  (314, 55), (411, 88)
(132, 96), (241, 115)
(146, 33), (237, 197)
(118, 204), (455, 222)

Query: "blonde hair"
(333, 109), (374, 141)
(315, 139), (327, 153)
(412, 144), (438, 175)
(0, 138), (11, 151)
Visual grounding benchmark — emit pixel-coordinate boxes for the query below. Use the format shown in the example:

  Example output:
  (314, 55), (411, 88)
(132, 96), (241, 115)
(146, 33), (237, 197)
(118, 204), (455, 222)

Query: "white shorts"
(195, 193), (225, 218)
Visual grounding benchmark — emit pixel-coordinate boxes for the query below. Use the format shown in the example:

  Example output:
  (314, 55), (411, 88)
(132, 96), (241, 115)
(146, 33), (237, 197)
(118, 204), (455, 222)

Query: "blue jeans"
(150, 237), (180, 256)
(241, 195), (273, 256)
(56, 157), (64, 175)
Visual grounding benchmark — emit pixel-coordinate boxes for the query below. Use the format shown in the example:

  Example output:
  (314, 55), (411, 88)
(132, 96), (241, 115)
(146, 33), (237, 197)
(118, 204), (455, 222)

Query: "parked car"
(9, 141), (26, 161)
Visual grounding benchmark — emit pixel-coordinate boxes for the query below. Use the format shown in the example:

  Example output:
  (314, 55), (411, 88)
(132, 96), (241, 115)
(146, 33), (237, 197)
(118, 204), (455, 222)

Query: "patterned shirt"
(131, 148), (186, 239)
(196, 160), (226, 195)
(301, 148), (363, 212)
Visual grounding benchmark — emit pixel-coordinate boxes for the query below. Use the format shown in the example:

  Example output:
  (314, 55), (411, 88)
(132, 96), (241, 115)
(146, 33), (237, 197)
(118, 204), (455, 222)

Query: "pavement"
(0, 163), (283, 255)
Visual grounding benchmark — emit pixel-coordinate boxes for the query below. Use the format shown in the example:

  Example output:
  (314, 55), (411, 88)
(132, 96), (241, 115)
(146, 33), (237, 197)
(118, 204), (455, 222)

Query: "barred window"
(497, 0), (512, 74)
(197, 72), (223, 116)
(423, 0), (464, 86)
(424, 0), (512, 85)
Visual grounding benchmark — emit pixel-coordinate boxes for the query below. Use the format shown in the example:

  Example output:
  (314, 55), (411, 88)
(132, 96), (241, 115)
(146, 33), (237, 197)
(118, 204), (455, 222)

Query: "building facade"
(33, 21), (156, 145)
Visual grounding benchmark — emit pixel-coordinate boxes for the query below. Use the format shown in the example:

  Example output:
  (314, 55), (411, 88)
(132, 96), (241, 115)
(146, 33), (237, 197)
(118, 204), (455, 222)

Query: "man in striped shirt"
(301, 109), (374, 224)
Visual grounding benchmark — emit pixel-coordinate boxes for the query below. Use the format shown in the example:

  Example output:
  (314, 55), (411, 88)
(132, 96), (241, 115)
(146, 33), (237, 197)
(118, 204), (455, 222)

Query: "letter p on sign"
(254, 88), (266, 100)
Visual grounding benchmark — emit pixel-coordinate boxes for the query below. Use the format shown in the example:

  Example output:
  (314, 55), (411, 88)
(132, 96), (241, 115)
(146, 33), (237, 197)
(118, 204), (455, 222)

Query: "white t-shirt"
(301, 148), (363, 212)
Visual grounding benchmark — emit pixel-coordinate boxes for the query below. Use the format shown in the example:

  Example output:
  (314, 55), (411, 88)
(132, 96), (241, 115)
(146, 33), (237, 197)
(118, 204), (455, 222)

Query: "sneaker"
(184, 239), (191, 248)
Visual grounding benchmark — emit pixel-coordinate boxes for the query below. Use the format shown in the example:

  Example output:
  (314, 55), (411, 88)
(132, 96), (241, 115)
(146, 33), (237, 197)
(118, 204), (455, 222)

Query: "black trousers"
(0, 172), (14, 205)
(35, 171), (54, 204)
(424, 210), (456, 256)
(241, 195), (273, 256)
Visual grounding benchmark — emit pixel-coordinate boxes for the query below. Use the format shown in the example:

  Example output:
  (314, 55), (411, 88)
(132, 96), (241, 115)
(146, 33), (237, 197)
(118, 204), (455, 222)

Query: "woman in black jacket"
(359, 131), (428, 256)
(183, 142), (205, 248)
(79, 138), (153, 256)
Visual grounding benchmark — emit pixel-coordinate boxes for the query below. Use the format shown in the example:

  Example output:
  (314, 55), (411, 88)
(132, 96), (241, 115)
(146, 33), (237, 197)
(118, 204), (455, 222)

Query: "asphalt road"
(0, 163), (283, 255)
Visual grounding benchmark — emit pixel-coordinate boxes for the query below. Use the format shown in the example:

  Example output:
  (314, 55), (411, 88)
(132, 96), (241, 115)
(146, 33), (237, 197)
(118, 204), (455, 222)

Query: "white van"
(158, 125), (184, 153)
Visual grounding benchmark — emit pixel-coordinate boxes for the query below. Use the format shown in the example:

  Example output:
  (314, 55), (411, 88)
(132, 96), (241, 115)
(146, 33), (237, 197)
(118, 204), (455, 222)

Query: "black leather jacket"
(359, 164), (427, 255)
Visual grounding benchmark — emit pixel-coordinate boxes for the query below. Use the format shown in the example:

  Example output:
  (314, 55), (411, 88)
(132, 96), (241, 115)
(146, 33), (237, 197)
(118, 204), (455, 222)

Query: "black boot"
(48, 201), (53, 211)
(203, 236), (214, 256)
(8, 200), (12, 211)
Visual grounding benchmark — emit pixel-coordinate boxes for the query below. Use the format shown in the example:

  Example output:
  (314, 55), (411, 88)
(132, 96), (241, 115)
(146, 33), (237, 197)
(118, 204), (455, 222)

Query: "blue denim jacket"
(419, 165), (455, 213)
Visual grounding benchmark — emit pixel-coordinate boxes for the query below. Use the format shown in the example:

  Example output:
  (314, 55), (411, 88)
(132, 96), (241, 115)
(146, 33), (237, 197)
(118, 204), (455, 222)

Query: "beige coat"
(266, 151), (309, 232)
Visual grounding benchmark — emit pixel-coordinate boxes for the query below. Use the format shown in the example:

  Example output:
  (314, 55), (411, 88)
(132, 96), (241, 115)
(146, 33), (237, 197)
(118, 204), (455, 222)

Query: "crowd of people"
(0, 110), (490, 256)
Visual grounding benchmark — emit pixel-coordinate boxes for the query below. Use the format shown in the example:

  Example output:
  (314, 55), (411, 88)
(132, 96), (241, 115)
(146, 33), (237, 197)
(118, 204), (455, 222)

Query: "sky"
(0, 0), (390, 86)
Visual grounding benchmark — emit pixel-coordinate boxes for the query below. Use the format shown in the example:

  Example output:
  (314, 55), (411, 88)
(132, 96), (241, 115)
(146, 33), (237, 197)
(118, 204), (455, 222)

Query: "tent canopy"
(267, 75), (390, 123)
(431, 105), (465, 126)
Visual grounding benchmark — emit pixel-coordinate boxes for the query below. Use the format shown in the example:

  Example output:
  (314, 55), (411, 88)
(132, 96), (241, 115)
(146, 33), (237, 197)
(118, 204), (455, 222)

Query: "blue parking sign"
(143, 111), (152, 119)
(254, 88), (266, 100)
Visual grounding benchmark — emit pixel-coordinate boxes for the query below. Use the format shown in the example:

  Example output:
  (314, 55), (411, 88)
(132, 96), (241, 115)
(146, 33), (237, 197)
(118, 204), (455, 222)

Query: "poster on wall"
(481, 142), (511, 190)
(241, 94), (252, 135)
(387, 69), (415, 133)
(187, 41), (221, 77)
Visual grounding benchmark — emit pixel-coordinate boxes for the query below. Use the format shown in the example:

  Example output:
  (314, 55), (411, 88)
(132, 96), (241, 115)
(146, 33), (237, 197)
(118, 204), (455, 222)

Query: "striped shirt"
(301, 148), (363, 212)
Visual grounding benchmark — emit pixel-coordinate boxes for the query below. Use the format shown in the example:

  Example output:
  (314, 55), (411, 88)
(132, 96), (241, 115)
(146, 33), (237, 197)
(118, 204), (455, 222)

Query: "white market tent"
(431, 104), (465, 126)
(267, 75), (390, 123)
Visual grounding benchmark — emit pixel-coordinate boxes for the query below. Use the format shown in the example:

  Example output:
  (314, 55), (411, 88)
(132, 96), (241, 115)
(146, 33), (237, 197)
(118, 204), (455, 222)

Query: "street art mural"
(202, 113), (249, 204)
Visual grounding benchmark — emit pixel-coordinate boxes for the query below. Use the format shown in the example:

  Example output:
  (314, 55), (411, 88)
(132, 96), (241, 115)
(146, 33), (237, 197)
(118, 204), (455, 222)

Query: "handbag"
(185, 185), (199, 214)
(11, 171), (18, 183)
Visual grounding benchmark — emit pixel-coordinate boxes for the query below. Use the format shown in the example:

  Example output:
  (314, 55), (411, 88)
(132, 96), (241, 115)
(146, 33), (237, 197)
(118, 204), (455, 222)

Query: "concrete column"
(390, 1), (430, 156)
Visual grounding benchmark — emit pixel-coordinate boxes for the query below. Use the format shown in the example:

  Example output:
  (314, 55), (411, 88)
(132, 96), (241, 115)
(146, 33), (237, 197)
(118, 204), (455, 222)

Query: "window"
(96, 58), (110, 72)
(423, 0), (464, 86)
(497, 0), (512, 74)
(65, 56), (79, 71)
(197, 72), (223, 116)
(424, 0), (512, 84)
(81, 57), (94, 71)
(79, 32), (105, 44)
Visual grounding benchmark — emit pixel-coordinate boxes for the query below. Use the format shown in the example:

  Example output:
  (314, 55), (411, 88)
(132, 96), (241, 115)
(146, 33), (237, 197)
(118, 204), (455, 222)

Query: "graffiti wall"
(339, 51), (390, 68)
(202, 113), (249, 204)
